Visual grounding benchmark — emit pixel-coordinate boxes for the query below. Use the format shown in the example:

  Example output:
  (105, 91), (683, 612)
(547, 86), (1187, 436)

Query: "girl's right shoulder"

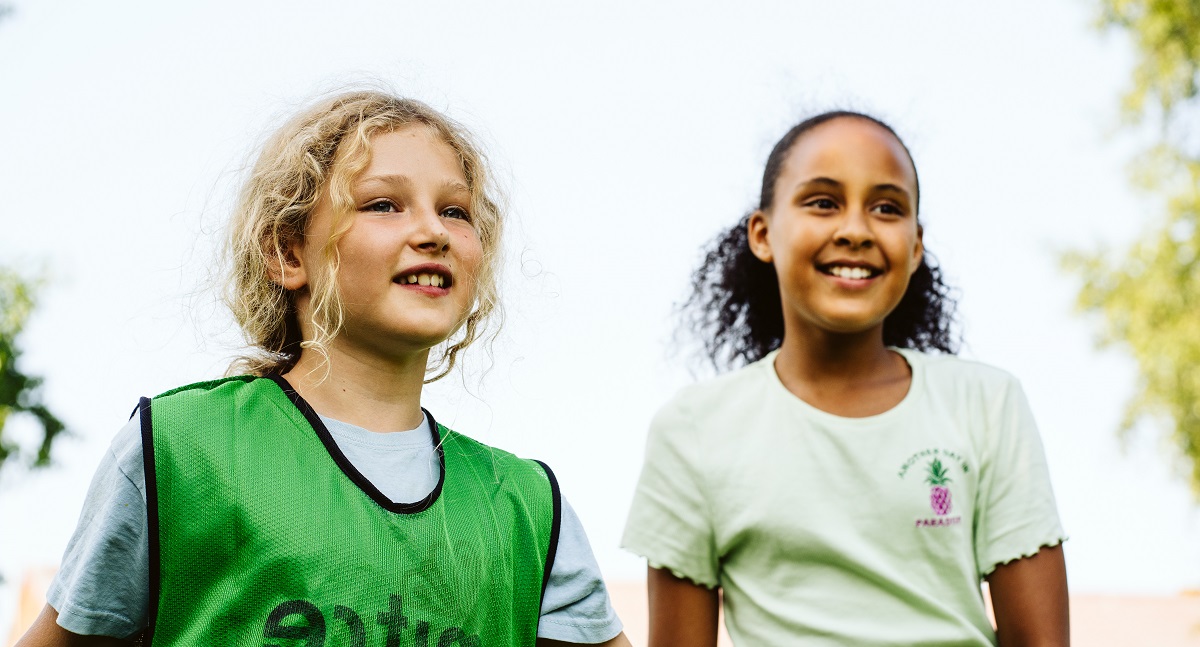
(150, 374), (262, 401)
(650, 353), (777, 439)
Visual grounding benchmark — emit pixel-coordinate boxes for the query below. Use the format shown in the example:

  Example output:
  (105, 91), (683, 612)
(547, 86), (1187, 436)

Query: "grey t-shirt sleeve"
(46, 415), (148, 638)
(47, 415), (622, 643)
(537, 496), (623, 643)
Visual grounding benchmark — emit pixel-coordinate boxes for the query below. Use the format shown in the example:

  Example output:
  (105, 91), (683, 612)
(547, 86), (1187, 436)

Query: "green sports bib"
(139, 375), (559, 647)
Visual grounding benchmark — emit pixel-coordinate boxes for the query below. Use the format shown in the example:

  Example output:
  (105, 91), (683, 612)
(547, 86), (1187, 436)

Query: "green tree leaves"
(1100, 0), (1200, 125)
(0, 268), (66, 473)
(1068, 0), (1200, 496)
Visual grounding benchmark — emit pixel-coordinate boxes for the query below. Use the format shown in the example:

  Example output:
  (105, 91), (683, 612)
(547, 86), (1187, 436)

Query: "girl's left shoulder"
(438, 425), (555, 481)
(896, 348), (1026, 395)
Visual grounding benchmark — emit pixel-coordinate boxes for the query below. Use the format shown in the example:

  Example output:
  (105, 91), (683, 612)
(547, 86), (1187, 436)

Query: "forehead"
(359, 124), (467, 184)
(779, 117), (917, 190)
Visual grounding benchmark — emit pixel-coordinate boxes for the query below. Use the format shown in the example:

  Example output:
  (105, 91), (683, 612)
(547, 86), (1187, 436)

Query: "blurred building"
(605, 581), (1200, 647)
(5, 568), (53, 647)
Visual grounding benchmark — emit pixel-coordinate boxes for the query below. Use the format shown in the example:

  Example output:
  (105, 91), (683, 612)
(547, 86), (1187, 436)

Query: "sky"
(2, 0), (1199, 636)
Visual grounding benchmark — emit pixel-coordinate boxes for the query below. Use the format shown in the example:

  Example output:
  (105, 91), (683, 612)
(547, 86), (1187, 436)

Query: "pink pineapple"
(925, 458), (952, 516)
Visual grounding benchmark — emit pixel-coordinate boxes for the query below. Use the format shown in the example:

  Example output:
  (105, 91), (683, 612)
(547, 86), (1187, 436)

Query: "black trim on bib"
(138, 397), (160, 647)
(266, 374), (446, 514)
(533, 460), (562, 600)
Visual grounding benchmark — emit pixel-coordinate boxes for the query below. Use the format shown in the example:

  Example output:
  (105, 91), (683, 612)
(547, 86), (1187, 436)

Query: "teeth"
(402, 273), (447, 287)
(829, 266), (873, 280)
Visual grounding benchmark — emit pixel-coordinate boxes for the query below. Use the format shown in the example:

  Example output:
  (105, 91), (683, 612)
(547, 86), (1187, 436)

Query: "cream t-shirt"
(621, 349), (1065, 646)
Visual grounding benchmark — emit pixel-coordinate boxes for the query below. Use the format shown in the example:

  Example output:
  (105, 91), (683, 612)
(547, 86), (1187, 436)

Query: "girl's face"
(748, 117), (923, 338)
(288, 125), (484, 360)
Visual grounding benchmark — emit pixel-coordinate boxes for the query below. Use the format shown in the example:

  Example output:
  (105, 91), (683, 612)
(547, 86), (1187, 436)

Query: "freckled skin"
(293, 126), (484, 362)
(15, 124), (636, 647)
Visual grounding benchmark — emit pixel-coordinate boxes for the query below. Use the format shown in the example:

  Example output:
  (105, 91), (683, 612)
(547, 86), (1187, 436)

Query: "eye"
(441, 205), (471, 222)
(872, 202), (904, 216)
(803, 197), (839, 211)
(363, 199), (399, 213)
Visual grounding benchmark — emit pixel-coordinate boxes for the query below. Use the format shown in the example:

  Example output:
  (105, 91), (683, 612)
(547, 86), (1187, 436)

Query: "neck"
(773, 321), (911, 417)
(281, 342), (430, 433)
(778, 320), (895, 376)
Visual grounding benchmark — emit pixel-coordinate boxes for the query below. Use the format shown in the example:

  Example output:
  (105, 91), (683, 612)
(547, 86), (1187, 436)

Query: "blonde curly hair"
(224, 91), (504, 381)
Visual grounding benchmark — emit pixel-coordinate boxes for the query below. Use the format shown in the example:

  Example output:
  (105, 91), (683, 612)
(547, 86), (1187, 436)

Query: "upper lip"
(394, 263), (453, 288)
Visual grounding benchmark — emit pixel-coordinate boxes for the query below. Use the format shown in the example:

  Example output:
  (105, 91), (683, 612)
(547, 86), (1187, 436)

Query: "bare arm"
(646, 565), (718, 647)
(986, 544), (1070, 647)
(16, 605), (129, 647)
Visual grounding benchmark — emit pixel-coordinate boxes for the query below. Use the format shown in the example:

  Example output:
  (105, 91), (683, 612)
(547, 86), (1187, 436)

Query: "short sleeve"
(973, 379), (1067, 576)
(620, 395), (719, 588)
(46, 415), (150, 638)
(537, 496), (624, 643)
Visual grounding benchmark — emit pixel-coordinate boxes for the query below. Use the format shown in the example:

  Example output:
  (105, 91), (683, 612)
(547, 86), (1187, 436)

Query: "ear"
(747, 210), (773, 263)
(265, 236), (308, 291)
(910, 224), (925, 275)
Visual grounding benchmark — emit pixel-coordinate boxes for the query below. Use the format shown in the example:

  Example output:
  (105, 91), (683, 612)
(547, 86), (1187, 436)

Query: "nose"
(412, 207), (451, 255)
(833, 206), (874, 249)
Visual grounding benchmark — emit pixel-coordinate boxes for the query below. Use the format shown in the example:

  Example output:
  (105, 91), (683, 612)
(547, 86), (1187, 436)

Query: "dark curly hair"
(682, 111), (959, 370)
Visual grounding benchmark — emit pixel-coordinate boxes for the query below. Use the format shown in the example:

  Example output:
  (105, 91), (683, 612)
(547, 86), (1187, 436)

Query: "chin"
(355, 323), (456, 356)
(398, 328), (456, 349)
(817, 315), (888, 336)
(387, 312), (462, 338)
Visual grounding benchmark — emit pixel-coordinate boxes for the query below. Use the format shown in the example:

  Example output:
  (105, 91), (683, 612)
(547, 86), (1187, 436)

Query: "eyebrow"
(796, 176), (912, 198)
(357, 174), (471, 195)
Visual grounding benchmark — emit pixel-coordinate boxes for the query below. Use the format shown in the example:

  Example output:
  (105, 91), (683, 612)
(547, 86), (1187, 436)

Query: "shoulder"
(147, 376), (284, 424)
(151, 374), (266, 402)
(144, 376), (295, 448)
(439, 424), (554, 483)
(635, 355), (778, 470)
(657, 353), (776, 427)
(901, 351), (1037, 445)
(437, 423), (561, 535)
(901, 349), (1024, 396)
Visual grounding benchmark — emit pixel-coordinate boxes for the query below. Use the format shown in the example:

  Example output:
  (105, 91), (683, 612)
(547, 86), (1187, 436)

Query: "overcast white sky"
(2, 0), (1199, 635)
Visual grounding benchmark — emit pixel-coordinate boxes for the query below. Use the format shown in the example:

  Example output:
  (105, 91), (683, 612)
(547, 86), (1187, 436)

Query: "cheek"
(456, 239), (487, 300)
(905, 234), (923, 273)
(771, 228), (819, 272)
(454, 230), (485, 265)
(908, 252), (923, 276)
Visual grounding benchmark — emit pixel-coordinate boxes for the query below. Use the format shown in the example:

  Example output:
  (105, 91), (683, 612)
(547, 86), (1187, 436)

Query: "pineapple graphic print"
(925, 458), (953, 516)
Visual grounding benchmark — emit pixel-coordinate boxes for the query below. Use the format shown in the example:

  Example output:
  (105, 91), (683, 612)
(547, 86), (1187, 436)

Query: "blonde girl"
(20, 91), (631, 647)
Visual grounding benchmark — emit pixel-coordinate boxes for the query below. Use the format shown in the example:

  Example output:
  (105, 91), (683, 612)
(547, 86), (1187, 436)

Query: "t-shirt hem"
(621, 536), (718, 589)
(537, 616), (624, 644)
(979, 534), (1069, 577)
(47, 583), (139, 638)
(644, 557), (718, 589)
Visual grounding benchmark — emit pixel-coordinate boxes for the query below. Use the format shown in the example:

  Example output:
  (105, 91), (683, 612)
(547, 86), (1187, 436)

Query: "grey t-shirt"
(48, 412), (622, 644)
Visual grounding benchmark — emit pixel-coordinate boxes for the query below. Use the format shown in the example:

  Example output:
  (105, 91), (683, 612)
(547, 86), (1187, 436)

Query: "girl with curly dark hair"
(622, 112), (1069, 646)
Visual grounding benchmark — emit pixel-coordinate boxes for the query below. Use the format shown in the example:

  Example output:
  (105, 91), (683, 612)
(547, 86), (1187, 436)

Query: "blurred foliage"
(1100, 0), (1200, 126)
(0, 268), (66, 474)
(1, 4), (66, 477)
(1066, 0), (1200, 496)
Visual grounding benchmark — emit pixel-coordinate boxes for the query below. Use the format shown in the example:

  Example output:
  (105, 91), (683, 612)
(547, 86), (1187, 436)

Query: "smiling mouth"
(818, 264), (882, 280)
(394, 272), (451, 288)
